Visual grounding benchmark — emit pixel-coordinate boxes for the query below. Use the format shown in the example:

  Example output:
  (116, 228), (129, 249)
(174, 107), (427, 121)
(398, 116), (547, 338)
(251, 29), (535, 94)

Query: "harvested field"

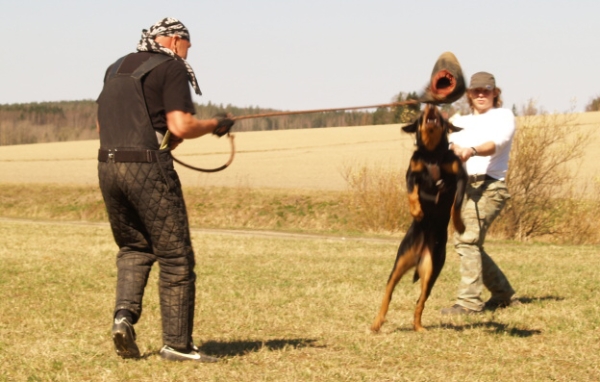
(0, 112), (599, 191)
(0, 124), (412, 190)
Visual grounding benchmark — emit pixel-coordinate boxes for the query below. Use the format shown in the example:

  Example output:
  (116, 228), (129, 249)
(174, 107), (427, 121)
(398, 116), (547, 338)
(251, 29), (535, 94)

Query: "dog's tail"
(451, 166), (468, 234)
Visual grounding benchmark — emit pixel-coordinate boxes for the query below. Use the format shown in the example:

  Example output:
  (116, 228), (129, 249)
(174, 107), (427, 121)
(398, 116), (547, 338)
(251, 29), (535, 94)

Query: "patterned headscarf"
(137, 17), (201, 95)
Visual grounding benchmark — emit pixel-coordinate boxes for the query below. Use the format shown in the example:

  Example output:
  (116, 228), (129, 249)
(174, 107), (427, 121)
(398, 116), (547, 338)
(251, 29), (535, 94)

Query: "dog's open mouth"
(424, 106), (440, 127)
(420, 105), (444, 151)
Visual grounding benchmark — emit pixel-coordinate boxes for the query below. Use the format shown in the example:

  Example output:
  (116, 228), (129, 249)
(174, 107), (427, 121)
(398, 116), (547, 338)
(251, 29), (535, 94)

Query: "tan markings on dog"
(420, 105), (444, 151)
(370, 240), (423, 333)
(411, 159), (424, 172)
(414, 245), (433, 332)
(442, 160), (462, 175)
(408, 184), (423, 221)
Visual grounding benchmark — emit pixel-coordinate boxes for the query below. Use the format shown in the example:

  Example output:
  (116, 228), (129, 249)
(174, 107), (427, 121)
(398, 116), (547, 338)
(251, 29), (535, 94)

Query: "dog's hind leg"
(413, 245), (434, 332)
(371, 234), (423, 333)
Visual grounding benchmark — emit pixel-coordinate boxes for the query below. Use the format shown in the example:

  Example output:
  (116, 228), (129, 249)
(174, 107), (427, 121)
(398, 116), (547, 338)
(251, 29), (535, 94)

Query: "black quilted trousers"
(98, 151), (196, 350)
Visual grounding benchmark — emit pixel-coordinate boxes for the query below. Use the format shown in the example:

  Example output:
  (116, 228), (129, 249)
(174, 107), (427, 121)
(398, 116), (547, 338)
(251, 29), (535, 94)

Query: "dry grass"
(0, 220), (599, 381)
(0, 183), (367, 237)
(341, 161), (410, 233)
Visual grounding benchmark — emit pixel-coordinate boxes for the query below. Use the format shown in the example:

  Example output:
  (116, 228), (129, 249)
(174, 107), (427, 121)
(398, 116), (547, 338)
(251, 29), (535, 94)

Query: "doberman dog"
(371, 104), (467, 332)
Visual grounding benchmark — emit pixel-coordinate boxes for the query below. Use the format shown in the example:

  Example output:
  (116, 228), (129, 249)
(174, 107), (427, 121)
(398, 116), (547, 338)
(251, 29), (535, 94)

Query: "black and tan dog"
(370, 104), (467, 332)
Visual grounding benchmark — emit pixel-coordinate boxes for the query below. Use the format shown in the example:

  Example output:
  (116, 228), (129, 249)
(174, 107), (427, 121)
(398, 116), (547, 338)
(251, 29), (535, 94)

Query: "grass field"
(1, 220), (599, 381)
(1, 113), (599, 380)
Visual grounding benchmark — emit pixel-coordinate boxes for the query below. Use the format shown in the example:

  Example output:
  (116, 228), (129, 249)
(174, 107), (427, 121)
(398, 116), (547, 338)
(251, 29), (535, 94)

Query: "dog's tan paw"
(370, 320), (384, 333)
(410, 207), (424, 221)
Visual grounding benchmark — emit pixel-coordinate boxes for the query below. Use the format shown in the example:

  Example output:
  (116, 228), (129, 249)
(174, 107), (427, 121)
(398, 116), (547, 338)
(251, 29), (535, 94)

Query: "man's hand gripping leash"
(160, 113), (236, 173)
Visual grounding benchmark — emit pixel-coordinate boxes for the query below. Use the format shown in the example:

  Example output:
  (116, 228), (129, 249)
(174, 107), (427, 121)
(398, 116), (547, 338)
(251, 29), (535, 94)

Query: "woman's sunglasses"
(468, 88), (493, 97)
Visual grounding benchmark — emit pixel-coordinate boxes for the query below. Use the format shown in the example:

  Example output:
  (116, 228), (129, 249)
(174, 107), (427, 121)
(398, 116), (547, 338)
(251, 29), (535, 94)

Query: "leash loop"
(173, 133), (235, 173)
(161, 131), (236, 173)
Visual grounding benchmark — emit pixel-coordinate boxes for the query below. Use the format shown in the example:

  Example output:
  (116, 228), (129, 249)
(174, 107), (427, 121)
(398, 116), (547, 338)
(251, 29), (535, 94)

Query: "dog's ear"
(447, 122), (462, 133)
(402, 118), (420, 133)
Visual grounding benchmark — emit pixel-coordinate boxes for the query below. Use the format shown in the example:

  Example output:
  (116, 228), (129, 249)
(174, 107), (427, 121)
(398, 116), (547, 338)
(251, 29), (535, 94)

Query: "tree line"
(0, 92), (423, 146)
(3, 92), (595, 146)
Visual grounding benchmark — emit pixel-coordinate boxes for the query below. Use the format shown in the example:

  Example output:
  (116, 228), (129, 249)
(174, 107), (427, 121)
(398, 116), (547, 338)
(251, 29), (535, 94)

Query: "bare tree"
(585, 94), (600, 112)
(494, 100), (589, 240)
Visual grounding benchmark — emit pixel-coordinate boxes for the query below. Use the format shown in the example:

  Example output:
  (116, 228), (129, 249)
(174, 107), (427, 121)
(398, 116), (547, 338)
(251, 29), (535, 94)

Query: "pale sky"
(2, 1), (598, 113)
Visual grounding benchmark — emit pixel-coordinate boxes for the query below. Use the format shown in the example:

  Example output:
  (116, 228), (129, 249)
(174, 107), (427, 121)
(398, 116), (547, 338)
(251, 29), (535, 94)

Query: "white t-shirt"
(449, 108), (516, 181)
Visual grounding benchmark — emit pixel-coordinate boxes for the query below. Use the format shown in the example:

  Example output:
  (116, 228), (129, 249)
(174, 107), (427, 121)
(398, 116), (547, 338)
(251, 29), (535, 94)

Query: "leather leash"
(163, 100), (418, 173)
(160, 131), (235, 173)
(231, 100), (418, 121)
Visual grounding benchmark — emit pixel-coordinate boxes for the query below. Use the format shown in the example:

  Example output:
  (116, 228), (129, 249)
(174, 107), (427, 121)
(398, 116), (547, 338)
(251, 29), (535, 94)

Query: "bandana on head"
(137, 17), (201, 95)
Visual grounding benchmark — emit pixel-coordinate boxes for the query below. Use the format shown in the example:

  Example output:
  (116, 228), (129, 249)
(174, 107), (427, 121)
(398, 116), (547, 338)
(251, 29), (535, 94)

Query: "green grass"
(1, 220), (599, 381)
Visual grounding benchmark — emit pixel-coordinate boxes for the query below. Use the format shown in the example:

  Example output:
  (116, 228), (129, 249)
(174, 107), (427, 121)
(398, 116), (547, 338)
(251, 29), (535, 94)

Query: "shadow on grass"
(436, 294), (564, 337)
(515, 294), (564, 305)
(390, 294), (561, 336)
(199, 338), (323, 357)
(390, 322), (541, 337)
(442, 321), (542, 337)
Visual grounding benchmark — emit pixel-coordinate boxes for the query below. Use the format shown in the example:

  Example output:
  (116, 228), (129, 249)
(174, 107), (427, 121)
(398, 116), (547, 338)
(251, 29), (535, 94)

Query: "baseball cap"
(468, 72), (495, 90)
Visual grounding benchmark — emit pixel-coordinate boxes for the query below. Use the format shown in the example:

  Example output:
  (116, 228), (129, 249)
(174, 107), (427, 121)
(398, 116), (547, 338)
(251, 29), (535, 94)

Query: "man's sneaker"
(190, 342), (202, 352)
(112, 317), (140, 359)
(440, 304), (481, 315)
(159, 345), (219, 363)
(484, 297), (522, 310)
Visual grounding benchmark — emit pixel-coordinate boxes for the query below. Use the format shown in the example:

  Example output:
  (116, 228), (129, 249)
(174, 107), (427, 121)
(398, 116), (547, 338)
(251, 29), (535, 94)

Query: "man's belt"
(468, 174), (498, 183)
(98, 149), (159, 163)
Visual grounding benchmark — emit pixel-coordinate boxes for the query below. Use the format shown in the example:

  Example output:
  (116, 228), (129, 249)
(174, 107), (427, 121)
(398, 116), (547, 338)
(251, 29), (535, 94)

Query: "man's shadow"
(199, 338), (323, 358)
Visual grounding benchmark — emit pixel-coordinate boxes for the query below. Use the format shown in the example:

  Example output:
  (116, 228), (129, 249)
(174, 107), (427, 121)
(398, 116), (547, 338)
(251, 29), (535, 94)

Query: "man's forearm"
(166, 110), (217, 139)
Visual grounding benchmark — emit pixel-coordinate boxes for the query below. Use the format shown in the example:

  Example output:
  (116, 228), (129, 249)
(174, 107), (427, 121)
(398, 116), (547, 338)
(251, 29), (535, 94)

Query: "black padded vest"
(97, 54), (172, 150)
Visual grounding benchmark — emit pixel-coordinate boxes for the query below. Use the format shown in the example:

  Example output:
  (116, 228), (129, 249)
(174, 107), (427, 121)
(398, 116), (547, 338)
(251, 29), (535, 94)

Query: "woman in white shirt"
(441, 72), (519, 315)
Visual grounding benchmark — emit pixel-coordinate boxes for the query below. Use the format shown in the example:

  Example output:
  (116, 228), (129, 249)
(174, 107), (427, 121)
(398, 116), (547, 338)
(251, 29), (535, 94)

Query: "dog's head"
(402, 104), (461, 152)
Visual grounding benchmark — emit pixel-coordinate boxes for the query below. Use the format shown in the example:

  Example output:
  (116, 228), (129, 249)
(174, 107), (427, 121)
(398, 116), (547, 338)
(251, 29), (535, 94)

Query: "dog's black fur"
(371, 104), (468, 332)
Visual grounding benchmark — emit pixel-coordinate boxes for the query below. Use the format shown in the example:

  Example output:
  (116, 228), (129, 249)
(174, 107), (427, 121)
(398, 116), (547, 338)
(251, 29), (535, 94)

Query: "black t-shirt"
(101, 52), (196, 132)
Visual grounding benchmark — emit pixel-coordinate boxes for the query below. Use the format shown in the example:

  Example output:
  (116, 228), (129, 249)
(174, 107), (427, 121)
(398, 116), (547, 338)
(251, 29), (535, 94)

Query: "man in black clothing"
(96, 17), (234, 363)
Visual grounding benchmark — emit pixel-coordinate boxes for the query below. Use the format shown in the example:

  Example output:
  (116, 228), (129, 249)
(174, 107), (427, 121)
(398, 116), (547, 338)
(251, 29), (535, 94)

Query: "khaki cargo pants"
(453, 179), (515, 311)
